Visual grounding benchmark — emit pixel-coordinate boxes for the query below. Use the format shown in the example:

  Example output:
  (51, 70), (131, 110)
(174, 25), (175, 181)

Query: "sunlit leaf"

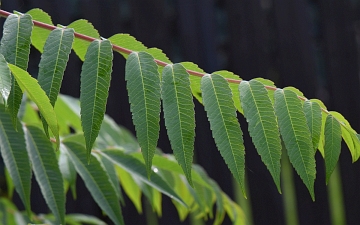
(80, 39), (113, 160)
(67, 19), (100, 61)
(115, 165), (142, 213)
(161, 63), (195, 186)
(26, 8), (54, 52)
(109, 33), (147, 59)
(201, 74), (246, 196)
(274, 89), (316, 200)
(239, 79), (282, 192)
(330, 111), (360, 161)
(8, 64), (60, 149)
(125, 51), (161, 177)
(0, 54), (11, 105)
(98, 149), (186, 207)
(24, 125), (65, 225)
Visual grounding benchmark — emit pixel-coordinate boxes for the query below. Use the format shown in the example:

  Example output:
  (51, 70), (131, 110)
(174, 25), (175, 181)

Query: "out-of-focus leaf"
(115, 165), (142, 213)
(63, 141), (124, 225)
(99, 149), (186, 207)
(24, 125), (65, 225)
(0, 105), (31, 215)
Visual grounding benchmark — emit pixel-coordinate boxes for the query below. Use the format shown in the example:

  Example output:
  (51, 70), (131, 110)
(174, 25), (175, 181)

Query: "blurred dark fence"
(2, 0), (360, 224)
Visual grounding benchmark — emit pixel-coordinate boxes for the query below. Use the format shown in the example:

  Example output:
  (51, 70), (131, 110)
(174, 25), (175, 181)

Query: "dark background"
(2, 0), (360, 224)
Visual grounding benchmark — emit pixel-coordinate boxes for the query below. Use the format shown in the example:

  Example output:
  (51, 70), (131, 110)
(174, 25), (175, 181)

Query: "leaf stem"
(0, 10), (340, 123)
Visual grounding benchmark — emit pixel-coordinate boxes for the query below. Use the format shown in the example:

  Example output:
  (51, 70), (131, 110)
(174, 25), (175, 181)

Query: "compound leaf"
(201, 74), (246, 196)
(161, 63), (195, 186)
(80, 39), (113, 161)
(239, 79), (282, 192)
(274, 89), (316, 200)
(125, 51), (161, 177)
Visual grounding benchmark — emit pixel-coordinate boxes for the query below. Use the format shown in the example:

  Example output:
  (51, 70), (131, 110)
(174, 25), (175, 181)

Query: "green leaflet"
(8, 64), (60, 149)
(0, 105), (31, 216)
(0, 14), (33, 127)
(161, 63), (195, 186)
(239, 79), (282, 192)
(38, 28), (74, 106)
(324, 114), (341, 184)
(330, 111), (360, 161)
(181, 62), (205, 103)
(63, 141), (124, 225)
(0, 54), (11, 105)
(54, 94), (82, 133)
(109, 33), (147, 58)
(80, 39), (113, 160)
(26, 8), (54, 52)
(125, 51), (161, 177)
(303, 100), (322, 152)
(98, 149), (186, 207)
(201, 74), (246, 196)
(108, 34), (171, 72)
(274, 89), (316, 200)
(67, 19), (100, 61)
(24, 125), (65, 225)
(37, 28), (74, 135)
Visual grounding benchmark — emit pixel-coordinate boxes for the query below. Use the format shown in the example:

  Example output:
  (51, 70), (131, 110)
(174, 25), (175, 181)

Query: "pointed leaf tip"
(162, 63), (195, 186)
(324, 114), (341, 184)
(239, 79), (282, 192)
(80, 39), (113, 159)
(274, 89), (316, 199)
(201, 74), (246, 196)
